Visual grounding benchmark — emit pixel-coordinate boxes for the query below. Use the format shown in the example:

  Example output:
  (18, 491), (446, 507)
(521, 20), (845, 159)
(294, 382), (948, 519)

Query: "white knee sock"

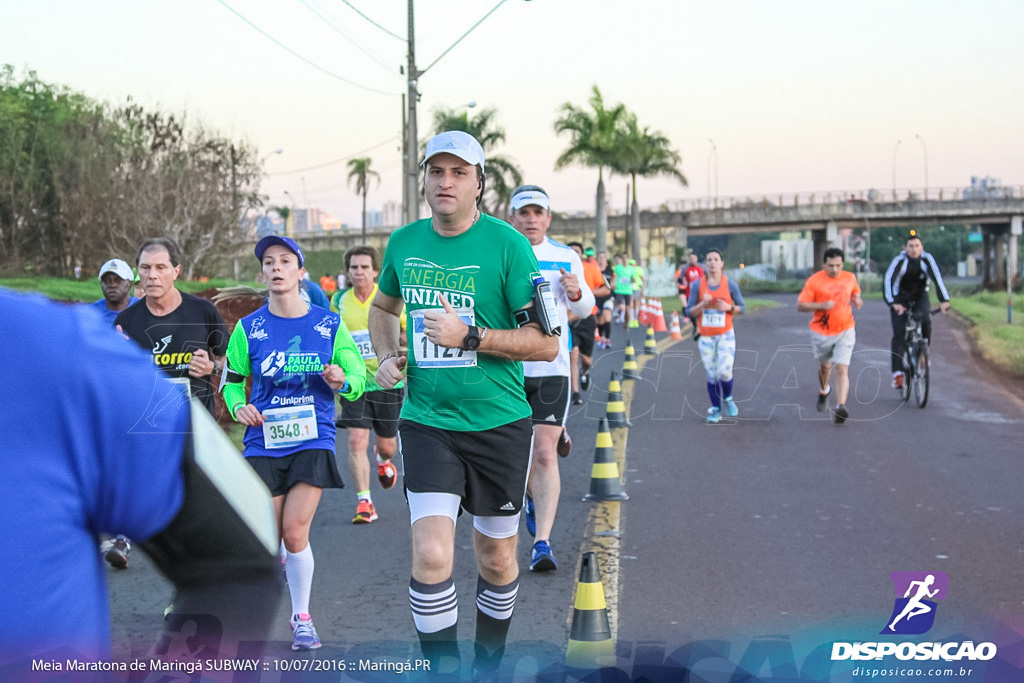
(285, 544), (314, 616)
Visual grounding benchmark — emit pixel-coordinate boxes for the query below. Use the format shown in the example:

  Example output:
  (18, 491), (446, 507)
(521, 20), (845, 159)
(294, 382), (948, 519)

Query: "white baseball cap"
(420, 131), (485, 173)
(510, 186), (550, 212)
(98, 258), (136, 282)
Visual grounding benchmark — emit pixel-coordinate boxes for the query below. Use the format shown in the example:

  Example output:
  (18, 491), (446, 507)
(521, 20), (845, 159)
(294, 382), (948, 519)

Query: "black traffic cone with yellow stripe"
(583, 417), (629, 502)
(643, 325), (657, 355)
(565, 551), (615, 669)
(621, 340), (639, 380)
(605, 371), (631, 429)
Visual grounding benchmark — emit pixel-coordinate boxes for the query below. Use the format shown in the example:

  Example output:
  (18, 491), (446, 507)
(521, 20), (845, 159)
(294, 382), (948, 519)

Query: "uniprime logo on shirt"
(831, 571), (997, 663)
(882, 571), (947, 635)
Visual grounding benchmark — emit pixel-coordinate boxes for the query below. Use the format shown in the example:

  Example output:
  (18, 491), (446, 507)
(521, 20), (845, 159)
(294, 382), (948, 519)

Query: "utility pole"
(403, 0), (419, 226)
(400, 1), (521, 225)
(401, 92), (407, 227)
(230, 144), (238, 222)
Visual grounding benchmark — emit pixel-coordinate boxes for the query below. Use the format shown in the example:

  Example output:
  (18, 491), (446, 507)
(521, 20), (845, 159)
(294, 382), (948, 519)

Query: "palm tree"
(553, 85), (630, 254)
(430, 105), (523, 217)
(347, 157), (380, 242)
(612, 115), (688, 259)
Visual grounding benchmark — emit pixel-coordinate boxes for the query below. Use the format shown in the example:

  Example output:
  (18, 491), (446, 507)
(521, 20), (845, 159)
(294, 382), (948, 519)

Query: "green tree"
(0, 66), (121, 275)
(346, 157), (380, 242)
(430, 105), (522, 217)
(612, 115), (687, 260)
(0, 66), (263, 278)
(553, 85), (630, 254)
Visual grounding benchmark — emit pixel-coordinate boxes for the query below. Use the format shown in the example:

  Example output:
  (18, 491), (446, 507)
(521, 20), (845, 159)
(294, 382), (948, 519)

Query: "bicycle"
(898, 308), (941, 408)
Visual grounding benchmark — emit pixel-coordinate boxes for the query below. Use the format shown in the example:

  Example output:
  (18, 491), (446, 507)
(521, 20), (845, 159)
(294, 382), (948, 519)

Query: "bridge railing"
(664, 185), (1024, 213)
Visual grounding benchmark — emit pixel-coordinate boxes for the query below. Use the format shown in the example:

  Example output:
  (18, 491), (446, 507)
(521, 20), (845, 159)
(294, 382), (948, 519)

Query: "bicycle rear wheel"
(913, 342), (930, 408)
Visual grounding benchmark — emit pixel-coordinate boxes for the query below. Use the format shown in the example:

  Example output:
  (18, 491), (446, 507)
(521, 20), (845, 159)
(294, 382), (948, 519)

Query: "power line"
(300, 0), (399, 75)
(268, 137), (400, 176)
(339, 0), (406, 42)
(215, 0), (399, 96)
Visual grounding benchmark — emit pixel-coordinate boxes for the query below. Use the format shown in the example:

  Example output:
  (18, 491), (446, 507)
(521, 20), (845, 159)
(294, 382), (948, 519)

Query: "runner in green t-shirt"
(629, 258), (645, 328)
(612, 254), (634, 329)
(368, 131), (558, 676)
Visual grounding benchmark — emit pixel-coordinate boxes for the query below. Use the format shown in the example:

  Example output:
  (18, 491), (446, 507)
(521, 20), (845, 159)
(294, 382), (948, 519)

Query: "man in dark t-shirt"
(109, 237), (228, 571)
(115, 237), (228, 416)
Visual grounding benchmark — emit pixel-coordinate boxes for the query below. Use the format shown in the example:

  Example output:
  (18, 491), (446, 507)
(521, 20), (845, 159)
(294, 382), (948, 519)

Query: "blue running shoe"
(706, 406), (722, 424)
(723, 396), (739, 417)
(524, 495), (536, 537)
(290, 613), (322, 651)
(530, 540), (557, 572)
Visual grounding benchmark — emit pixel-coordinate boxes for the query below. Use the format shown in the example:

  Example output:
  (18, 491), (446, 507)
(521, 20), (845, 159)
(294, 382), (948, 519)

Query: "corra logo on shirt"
(152, 335), (172, 354)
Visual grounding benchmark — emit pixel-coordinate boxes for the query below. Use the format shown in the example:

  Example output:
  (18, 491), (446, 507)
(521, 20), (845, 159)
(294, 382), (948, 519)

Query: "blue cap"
(255, 235), (305, 267)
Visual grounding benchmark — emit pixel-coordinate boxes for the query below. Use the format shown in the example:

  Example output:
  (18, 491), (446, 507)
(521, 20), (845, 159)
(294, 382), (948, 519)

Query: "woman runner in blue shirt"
(223, 235), (365, 651)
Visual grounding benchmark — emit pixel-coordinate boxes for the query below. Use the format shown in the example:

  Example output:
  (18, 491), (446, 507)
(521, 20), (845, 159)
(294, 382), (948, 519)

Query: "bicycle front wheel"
(900, 350), (913, 402)
(913, 342), (930, 408)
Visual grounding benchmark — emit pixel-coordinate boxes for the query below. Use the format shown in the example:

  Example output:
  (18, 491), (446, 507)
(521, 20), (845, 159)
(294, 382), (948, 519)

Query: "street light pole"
(283, 190), (297, 237)
(892, 139), (901, 199)
(260, 148), (284, 165)
(914, 134), (928, 198)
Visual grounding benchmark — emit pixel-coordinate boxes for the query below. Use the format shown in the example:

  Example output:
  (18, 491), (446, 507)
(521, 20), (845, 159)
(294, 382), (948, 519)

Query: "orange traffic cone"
(565, 551), (616, 669)
(669, 312), (683, 340)
(650, 298), (667, 332)
(636, 298), (650, 326)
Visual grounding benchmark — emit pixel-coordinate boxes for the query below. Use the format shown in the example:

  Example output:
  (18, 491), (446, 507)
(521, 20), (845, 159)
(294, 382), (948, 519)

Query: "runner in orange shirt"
(319, 273), (338, 295)
(796, 247), (863, 424)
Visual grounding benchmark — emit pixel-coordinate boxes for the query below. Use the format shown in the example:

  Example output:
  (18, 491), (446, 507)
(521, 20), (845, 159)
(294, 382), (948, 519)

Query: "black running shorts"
(398, 418), (532, 517)
(336, 388), (404, 438)
(524, 375), (570, 426)
(570, 315), (596, 356)
(245, 448), (344, 497)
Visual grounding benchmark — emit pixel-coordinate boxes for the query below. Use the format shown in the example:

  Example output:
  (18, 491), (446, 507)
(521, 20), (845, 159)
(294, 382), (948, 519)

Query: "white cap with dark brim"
(510, 188), (550, 211)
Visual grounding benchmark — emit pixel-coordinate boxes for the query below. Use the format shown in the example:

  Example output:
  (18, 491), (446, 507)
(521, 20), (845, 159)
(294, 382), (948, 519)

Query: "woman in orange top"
(685, 249), (745, 423)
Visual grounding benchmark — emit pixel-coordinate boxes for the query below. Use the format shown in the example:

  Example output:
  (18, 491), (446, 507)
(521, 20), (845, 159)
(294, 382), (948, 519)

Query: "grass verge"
(0, 277), (257, 302)
(951, 292), (1024, 375)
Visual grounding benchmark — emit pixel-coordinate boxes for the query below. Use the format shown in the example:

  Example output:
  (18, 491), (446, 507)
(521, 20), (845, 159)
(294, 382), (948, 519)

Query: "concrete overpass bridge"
(294, 184), (1023, 288)
(548, 185), (1024, 288)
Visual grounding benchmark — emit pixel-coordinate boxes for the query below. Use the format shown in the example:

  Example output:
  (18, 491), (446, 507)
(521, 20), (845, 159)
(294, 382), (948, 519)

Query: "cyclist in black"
(883, 233), (951, 389)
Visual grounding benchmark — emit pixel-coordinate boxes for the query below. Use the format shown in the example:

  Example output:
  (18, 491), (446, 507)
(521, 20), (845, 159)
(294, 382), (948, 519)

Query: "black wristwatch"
(461, 325), (481, 351)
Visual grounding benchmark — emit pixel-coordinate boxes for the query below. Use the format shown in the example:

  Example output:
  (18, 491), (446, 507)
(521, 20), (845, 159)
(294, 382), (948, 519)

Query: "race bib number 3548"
(262, 406), (318, 449)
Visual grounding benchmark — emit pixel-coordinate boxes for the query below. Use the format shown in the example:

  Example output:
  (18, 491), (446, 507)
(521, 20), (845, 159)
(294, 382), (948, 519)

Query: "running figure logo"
(881, 571), (948, 635)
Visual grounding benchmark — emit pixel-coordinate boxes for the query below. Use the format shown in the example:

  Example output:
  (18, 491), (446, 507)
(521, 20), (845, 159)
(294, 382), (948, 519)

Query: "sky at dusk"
(3, 0), (1021, 227)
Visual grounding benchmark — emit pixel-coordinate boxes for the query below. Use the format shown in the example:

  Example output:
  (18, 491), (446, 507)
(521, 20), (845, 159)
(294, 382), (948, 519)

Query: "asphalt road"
(103, 296), (1024, 681)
